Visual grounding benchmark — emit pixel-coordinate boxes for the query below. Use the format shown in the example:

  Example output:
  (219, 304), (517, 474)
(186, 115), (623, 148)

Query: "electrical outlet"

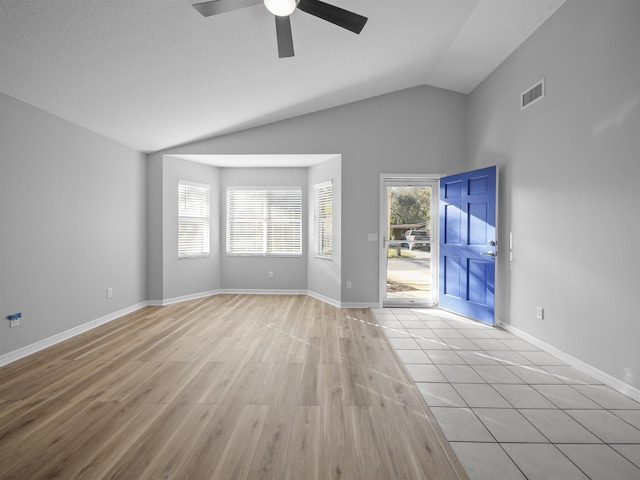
(268, 271), (274, 279)
(8, 313), (21, 328)
(107, 288), (113, 299)
(536, 306), (544, 320)
(346, 281), (352, 289)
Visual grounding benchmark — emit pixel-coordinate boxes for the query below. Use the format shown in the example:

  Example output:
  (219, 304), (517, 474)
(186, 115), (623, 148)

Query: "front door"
(439, 166), (497, 325)
(381, 177), (437, 307)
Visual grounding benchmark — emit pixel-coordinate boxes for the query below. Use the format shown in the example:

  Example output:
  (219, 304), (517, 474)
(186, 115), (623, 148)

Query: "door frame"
(379, 174), (443, 307)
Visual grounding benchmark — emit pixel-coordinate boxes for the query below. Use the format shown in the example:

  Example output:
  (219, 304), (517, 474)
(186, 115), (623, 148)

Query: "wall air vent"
(521, 78), (545, 111)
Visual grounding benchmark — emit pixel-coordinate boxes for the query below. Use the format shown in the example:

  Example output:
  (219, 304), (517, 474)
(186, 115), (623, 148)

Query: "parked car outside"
(404, 230), (430, 250)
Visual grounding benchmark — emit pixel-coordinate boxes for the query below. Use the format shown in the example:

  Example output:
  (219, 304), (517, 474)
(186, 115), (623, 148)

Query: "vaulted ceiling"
(0, 0), (565, 152)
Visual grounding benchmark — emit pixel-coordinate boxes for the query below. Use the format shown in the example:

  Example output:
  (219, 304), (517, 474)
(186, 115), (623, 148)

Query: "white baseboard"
(220, 288), (308, 296)
(223, 289), (344, 309)
(147, 290), (222, 307)
(504, 324), (640, 403)
(149, 289), (310, 307)
(217, 290), (377, 309)
(0, 302), (148, 368)
(0, 290), (371, 368)
(306, 291), (341, 308)
(219, 289), (376, 310)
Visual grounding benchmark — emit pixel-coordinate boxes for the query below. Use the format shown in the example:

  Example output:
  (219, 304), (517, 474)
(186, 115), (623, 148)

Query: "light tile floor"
(372, 308), (640, 480)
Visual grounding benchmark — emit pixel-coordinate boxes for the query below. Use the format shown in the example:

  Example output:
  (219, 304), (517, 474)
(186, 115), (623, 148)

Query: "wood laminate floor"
(0, 295), (468, 480)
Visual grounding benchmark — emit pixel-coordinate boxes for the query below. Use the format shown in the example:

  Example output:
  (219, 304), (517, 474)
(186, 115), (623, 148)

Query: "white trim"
(379, 174), (440, 307)
(178, 180), (210, 259)
(152, 289), (342, 306)
(307, 290), (341, 308)
(147, 289), (222, 307)
(226, 187), (303, 257)
(380, 173), (446, 185)
(313, 180), (333, 259)
(504, 324), (640, 403)
(226, 185), (302, 191)
(0, 302), (147, 368)
(220, 289), (307, 296)
(178, 179), (209, 189)
(313, 179), (332, 190)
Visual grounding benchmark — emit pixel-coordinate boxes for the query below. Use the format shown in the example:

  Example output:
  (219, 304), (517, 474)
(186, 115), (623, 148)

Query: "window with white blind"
(178, 181), (210, 258)
(226, 187), (302, 256)
(314, 180), (333, 258)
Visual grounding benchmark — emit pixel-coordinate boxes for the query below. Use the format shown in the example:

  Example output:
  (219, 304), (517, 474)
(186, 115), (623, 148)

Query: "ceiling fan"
(192, 0), (368, 58)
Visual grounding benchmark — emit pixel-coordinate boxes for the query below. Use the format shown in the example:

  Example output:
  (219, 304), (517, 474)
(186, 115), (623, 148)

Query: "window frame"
(314, 180), (333, 259)
(178, 180), (210, 259)
(226, 186), (303, 257)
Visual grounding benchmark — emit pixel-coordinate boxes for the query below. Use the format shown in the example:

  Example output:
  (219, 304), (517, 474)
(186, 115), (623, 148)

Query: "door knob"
(481, 251), (497, 258)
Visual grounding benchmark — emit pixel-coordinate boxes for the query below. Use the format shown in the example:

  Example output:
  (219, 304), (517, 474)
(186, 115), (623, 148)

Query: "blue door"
(439, 166), (497, 325)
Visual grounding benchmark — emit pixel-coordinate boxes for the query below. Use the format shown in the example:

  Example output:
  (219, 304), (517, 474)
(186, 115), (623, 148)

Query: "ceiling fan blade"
(192, 0), (262, 17)
(297, 0), (367, 34)
(275, 15), (295, 58)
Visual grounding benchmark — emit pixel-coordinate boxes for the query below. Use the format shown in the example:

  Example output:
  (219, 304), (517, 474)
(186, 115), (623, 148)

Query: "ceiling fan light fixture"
(264, 0), (297, 17)
(193, 0), (367, 59)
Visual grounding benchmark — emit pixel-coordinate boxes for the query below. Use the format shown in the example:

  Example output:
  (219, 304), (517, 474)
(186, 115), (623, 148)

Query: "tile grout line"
(373, 308), (640, 479)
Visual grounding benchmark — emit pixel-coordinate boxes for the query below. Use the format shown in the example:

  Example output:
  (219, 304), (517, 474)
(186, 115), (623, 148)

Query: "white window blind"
(178, 181), (210, 258)
(226, 187), (302, 256)
(314, 180), (333, 258)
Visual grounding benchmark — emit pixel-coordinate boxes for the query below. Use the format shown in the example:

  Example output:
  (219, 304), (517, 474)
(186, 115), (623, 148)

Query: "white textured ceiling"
(0, 0), (565, 153)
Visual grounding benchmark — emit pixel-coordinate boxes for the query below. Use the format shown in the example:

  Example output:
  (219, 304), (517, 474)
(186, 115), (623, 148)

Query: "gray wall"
(0, 92), (146, 356)
(146, 153), (164, 301)
(467, 0), (640, 390)
(308, 156), (342, 303)
(149, 156), (341, 302)
(220, 167), (308, 291)
(149, 85), (468, 305)
(162, 156), (221, 300)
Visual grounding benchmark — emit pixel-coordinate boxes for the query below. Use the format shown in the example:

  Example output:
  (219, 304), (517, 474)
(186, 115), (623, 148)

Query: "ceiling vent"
(521, 78), (545, 110)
